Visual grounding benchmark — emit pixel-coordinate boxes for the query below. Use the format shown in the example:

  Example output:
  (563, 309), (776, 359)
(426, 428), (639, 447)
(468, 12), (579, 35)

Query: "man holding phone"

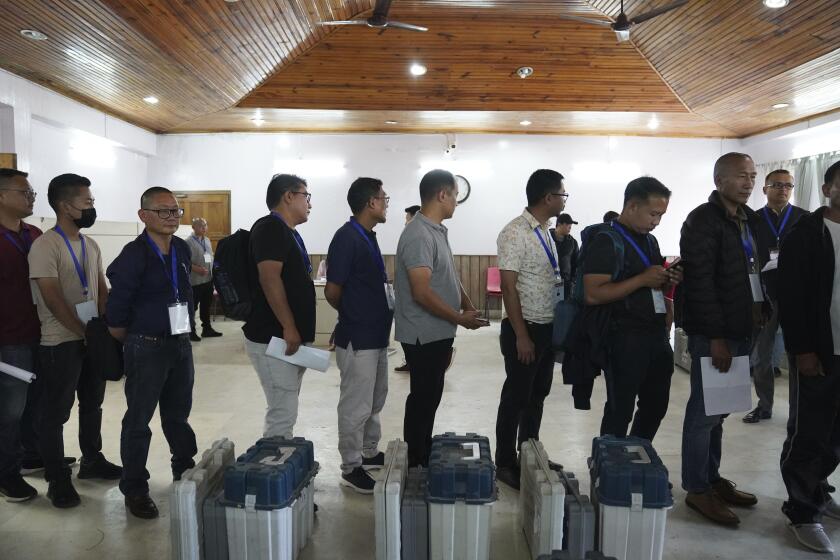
(494, 169), (568, 490)
(583, 177), (681, 444)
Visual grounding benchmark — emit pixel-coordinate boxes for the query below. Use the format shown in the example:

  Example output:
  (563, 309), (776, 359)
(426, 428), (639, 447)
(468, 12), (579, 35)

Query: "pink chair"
(485, 266), (503, 316)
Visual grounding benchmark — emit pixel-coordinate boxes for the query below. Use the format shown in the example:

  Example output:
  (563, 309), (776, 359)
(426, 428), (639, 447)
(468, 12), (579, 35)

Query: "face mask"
(72, 207), (97, 229)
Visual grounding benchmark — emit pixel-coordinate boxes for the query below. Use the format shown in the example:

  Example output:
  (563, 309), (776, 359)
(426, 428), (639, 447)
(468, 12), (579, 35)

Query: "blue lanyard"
(144, 232), (180, 302)
(741, 224), (755, 263)
(533, 226), (560, 276)
(3, 228), (32, 255)
(349, 219), (387, 281)
(762, 205), (792, 243)
(54, 225), (88, 296)
(192, 235), (208, 252)
(611, 222), (653, 268)
(271, 212), (312, 273)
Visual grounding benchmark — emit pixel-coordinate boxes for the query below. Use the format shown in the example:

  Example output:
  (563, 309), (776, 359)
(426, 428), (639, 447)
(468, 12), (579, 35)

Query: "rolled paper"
(0, 361), (36, 383)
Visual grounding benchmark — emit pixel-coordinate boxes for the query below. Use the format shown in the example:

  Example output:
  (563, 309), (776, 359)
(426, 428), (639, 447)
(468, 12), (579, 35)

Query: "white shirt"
(824, 218), (840, 354)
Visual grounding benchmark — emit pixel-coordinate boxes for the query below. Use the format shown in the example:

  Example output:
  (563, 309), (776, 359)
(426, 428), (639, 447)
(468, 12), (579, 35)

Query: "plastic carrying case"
(519, 439), (566, 559)
(427, 433), (497, 560)
(375, 439), (409, 560)
(588, 436), (672, 560)
(223, 436), (319, 560)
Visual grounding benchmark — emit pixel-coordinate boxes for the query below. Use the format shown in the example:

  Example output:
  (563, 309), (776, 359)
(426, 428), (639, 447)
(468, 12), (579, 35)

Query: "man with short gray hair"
(186, 217), (221, 341)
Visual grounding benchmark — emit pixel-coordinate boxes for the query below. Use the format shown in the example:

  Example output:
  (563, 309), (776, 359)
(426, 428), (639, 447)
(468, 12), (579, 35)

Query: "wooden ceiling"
(0, 0), (838, 137)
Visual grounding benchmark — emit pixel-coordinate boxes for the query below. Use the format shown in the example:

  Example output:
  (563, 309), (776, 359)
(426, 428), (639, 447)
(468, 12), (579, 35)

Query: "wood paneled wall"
(310, 254), (502, 315)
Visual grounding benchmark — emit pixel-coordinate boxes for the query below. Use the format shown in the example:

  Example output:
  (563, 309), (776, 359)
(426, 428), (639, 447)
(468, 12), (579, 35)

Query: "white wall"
(149, 133), (733, 256)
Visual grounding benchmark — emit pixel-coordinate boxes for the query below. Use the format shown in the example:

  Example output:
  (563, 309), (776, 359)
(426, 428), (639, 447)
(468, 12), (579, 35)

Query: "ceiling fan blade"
(556, 14), (613, 27)
(630, 0), (689, 25)
(318, 20), (368, 26)
(372, 0), (394, 18)
(384, 20), (429, 32)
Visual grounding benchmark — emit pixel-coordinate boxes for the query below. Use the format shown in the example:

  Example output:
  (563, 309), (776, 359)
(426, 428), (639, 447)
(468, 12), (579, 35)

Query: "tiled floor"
(0, 321), (835, 559)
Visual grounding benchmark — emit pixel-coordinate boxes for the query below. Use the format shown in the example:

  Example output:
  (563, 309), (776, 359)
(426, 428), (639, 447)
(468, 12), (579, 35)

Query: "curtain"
(755, 150), (840, 211)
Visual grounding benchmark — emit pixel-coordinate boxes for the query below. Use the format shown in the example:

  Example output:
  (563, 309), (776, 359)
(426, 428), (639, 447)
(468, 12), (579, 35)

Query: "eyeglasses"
(550, 192), (570, 200)
(372, 196), (391, 204)
(142, 208), (185, 219)
(291, 191), (312, 202)
(766, 182), (794, 190)
(0, 188), (37, 200)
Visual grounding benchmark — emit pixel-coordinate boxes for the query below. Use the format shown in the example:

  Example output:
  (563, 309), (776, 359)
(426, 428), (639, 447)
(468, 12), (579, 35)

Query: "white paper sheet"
(700, 355), (752, 416)
(265, 337), (330, 372)
(0, 361), (36, 383)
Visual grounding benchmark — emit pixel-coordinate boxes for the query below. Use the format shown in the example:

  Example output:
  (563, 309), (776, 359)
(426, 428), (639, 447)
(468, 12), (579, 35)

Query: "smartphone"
(667, 257), (683, 272)
(477, 318), (491, 327)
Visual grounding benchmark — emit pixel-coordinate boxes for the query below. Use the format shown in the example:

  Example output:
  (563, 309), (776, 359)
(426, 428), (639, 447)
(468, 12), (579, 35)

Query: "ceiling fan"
(558, 0), (689, 42)
(319, 0), (428, 33)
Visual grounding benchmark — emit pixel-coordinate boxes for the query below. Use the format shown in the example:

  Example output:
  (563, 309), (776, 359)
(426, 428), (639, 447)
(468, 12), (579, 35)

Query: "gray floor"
(0, 321), (835, 559)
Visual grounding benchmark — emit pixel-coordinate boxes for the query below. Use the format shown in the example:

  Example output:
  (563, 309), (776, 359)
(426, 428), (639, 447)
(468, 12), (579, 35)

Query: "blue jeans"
(681, 335), (752, 493)
(119, 334), (197, 497)
(0, 345), (35, 478)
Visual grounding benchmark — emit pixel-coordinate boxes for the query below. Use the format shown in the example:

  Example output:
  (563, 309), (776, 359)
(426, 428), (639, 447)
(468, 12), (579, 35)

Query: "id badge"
(203, 253), (212, 264)
(749, 273), (764, 302)
(384, 283), (395, 311)
(652, 289), (666, 314)
(553, 276), (564, 305)
(168, 302), (190, 334)
(75, 300), (98, 325)
(769, 249), (779, 262)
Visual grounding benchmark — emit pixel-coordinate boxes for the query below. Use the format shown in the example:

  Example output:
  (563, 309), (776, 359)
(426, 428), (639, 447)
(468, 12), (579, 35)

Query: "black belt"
(129, 333), (189, 342)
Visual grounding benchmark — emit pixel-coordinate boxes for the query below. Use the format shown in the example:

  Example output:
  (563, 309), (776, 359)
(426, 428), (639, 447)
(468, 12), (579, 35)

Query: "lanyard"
(144, 232), (180, 302)
(533, 226), (560, 276)
(54, 225), (88, 296)
(762, 205), (792, 243)
(741, 224), (755, 263)
(271, 212), (312, 273)
(192, 235), (208, 252)
(3, 228), (32, 255)
(611, 222), (653, 268)
(349, 219), (387, 281)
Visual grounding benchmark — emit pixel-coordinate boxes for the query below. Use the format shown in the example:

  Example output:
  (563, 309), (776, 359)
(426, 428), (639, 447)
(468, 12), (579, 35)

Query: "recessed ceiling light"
(520, 120), (532, 126)
(516, 66), (534, 79)
(143, 96), (159, 105)
(409, 63), (427, 76)
(763, 0), (789, 8)
(252, 117), (266, 126)
(385, 120), (398, 125)
(772, 102), (790, 110)
(20, 29), (48, 41)
(647, 115), (660, 130)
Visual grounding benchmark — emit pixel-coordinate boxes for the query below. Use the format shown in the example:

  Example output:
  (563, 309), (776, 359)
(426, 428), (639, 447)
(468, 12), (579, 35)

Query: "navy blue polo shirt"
(106, 232), (194, 336)
(327, 218), (393, 350)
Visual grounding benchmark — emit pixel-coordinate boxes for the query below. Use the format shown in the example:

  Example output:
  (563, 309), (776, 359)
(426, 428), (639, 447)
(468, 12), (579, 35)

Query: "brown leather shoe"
(712, 478), (758, 507)
(686, 490), (740, 526)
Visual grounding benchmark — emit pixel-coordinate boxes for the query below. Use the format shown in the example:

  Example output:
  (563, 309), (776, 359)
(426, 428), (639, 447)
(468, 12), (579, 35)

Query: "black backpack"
(212, 229), (252, 320)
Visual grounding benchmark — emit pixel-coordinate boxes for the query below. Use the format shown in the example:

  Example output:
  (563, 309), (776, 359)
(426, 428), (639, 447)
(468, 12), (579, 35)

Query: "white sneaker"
(788, 521), (834, 553)
(824, 498), (840, 521)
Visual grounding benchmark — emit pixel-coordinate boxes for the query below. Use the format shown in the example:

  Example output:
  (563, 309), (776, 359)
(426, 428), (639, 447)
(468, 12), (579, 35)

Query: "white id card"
(769, 249), (779, 261)
(652, 289), (667, 314)
(384, 283), (395, 310)
(553, 279), (564, 305)
(168, 302), (191, 334)
(75, 300), (98, 325)
(203, 253), (212, 264)
(749, 273), (764, 302)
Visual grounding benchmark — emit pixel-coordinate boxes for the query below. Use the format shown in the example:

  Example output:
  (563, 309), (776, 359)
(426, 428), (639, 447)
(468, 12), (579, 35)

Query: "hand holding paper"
(265, 337), (330, 372)
(700, 355), (752, 416)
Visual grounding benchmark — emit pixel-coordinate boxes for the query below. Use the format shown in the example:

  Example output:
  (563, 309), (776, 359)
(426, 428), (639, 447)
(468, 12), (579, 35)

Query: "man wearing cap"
(551, 213), (580, 300)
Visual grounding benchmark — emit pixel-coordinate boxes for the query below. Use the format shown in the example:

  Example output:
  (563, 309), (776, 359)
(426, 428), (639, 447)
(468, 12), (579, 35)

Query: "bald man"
(186, 217), (221, 341)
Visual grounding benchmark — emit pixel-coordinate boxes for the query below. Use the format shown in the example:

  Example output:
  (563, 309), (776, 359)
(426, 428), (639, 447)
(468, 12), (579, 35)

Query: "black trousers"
(38, 341), (106, 481)
(120, 334), (197, 497)
(495, 319), (555, 468)
(600, 330), (674, 441)
(781, 357), (840, 524)
(190, 282), (213, 331)
(402, 338), (454, 467)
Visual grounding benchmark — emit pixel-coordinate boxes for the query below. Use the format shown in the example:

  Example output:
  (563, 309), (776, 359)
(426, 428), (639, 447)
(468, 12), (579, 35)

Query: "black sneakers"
(362, 452), (385, 471)
(496, 466), (521, 491)
(0, 474), (37, 502)
(20, 456), (77, 476)
(78, 456), (123, 480)
(340, 467), (376, 494)
(47, 474), (81, 509)
(743, 407), (772, 424)
(125, 494), (159, 519)
(201, 327), (223, 338)
(189, 332), (201, 342)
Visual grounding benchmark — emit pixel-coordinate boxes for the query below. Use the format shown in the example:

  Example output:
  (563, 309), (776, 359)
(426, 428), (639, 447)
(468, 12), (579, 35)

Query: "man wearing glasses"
(494, 169), (568, 489)
(106, 186), (197, 519)
(743, 170), (809, 424)
(325, 177), (393, 493)
(243, 174), (315, 441)
(0, 169), (43, 503)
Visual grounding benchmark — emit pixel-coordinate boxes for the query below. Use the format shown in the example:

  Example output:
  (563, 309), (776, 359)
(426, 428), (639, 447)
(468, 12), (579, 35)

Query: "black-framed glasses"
(550, 192), (570, 200)
(143, 207), (185, 219)
(291, 191), (312, 202)
(766, 182), (794, 190)
(0, 188), (37, 200)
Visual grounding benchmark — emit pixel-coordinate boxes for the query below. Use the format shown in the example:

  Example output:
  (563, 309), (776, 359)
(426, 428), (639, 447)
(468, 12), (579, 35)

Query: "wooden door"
(0, 153), (17, 169)
(173, 191), (231, 251)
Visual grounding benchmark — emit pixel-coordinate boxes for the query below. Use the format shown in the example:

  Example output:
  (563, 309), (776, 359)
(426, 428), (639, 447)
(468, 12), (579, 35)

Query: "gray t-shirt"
(394, 212), (460, 345)
(186, 234), (213, 286)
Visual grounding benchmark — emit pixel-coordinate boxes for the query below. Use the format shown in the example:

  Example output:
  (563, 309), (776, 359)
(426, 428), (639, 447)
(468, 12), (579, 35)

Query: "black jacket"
(677, 191), (769, 340)
(551, 231), (579, 298)
(752, 203), (809, 301)
(778, 207), (836, 371)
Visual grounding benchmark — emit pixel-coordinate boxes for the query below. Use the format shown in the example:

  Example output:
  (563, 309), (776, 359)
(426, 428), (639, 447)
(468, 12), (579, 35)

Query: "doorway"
(173, 190), (231, 251)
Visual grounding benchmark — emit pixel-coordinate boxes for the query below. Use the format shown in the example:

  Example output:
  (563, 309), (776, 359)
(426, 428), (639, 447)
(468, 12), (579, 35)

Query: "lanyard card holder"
(749, 274), (764, 303)
(169, 302), (190, 334)
(384, 283), (395, 310)
(75, 300), (98, 325)
(553, 275), (564, 305)
(652, 289), (667, 314)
